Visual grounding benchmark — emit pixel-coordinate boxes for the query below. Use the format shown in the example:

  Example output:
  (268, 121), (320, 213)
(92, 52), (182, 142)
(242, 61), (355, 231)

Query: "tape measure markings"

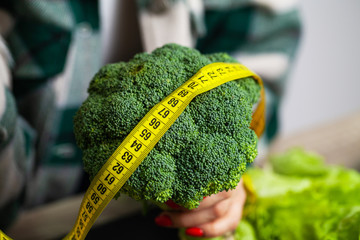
(64, 62), (264, 240)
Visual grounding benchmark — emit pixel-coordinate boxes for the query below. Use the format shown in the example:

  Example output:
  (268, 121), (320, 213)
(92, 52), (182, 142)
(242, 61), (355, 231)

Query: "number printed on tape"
(108, 160), (128, 177)
(144, 116), (163, 134)
(124, 138), (145, 157)
(115, 148), (135, 168)
(164, 96), (182, 111)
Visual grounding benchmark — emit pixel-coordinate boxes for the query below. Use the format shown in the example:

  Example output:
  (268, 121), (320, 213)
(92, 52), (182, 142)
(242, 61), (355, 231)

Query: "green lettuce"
(241, 147), (360, 240)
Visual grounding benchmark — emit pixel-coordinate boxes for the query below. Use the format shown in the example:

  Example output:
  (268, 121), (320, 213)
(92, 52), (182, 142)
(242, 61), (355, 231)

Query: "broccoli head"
(74, 43), (261, 209)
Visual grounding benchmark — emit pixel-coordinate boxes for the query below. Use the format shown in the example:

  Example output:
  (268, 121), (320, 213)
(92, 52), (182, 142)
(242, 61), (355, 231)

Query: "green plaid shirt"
(0, 0), (301, 229)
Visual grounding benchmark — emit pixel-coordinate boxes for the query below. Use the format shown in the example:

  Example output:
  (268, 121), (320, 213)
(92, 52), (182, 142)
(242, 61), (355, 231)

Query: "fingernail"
(165, 199), (181, 209)
(203, 196), (206, 199)
(155, 215), (172, 227)
(185, 227), (204, 237)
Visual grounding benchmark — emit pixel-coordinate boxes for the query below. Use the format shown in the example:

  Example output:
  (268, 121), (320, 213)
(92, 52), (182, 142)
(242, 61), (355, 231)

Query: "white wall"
(280, 0), (360, 135)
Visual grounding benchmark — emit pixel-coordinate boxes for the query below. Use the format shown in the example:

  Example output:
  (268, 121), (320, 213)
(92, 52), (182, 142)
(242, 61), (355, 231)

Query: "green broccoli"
(74, 43), (261, 210)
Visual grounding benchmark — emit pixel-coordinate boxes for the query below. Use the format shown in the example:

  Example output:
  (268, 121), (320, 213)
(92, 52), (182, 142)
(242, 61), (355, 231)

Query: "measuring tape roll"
(67, 45), (265, 239)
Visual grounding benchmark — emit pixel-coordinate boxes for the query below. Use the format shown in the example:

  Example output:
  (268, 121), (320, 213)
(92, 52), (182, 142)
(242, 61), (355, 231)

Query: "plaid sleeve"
(0, 35), (35, 230)
(0, 0), (99, 211)
(0, 84), (27, 230)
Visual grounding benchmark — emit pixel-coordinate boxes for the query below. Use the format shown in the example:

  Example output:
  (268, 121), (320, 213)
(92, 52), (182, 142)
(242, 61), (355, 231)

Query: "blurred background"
(279, 0), (360, 135)
(270, 0), (360, 170)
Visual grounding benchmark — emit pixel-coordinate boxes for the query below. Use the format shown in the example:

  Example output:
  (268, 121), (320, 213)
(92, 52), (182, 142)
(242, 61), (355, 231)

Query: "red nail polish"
(155, 215), (172, 227)
(185, 227), (204, 237)
(165, 199), (181, 209)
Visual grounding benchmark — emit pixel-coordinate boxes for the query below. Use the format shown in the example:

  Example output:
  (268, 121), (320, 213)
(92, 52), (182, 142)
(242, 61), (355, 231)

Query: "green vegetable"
(269, 147), (327, 177)
(241, 148), (360, 240)
(74, 43), (261, 209)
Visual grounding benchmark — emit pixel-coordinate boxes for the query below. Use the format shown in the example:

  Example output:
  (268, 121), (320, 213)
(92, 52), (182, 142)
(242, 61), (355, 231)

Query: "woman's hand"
(154, 178), (247, 238)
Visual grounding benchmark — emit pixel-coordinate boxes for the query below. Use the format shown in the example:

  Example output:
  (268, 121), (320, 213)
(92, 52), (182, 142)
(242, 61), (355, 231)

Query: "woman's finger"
(198, 202), (243, 237)
(196, 178), (245, 211)
(185, 180), (246, 238)
(194, 189), (246, 238)
(156, 197), (232, 228)
(194, 189), (234, 211)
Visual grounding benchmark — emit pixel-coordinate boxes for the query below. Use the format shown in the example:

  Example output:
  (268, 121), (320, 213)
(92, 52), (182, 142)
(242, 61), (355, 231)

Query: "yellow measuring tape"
(58, 62), (264, 239)
(0, 229), (13, 240)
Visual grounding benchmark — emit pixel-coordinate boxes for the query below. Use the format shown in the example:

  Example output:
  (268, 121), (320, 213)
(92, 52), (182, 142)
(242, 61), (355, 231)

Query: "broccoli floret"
(74, 43), (261, 209)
